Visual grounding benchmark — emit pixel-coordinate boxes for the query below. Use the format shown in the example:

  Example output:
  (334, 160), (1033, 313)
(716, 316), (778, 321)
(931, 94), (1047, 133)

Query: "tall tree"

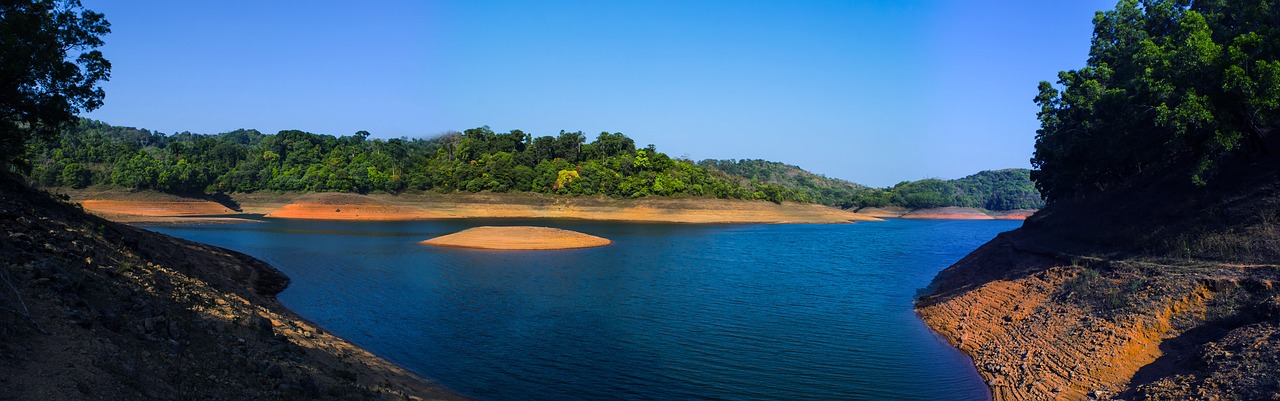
(1032, 0), (1279, 202)
(1, 0), (110, 167)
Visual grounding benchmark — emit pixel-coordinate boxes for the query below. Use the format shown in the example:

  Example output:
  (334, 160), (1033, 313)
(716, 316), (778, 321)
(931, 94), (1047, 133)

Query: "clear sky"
(82, 0), (1116, 187)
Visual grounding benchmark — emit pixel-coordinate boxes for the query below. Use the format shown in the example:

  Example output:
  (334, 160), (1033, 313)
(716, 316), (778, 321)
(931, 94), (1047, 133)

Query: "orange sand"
(420, 226), (612, 250)
(80, 199), (236, 217)
(261, 193), (878, 224)
(990, 209), (1036, 220)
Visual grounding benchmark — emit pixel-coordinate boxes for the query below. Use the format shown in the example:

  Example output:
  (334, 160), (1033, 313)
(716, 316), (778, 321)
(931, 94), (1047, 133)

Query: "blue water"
(148, 218), (1016, 400)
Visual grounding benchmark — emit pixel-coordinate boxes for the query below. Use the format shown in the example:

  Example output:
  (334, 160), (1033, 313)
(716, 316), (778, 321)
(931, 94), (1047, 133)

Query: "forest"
(24, 119), (1043, 210)
(1031, 0), (1279, 202)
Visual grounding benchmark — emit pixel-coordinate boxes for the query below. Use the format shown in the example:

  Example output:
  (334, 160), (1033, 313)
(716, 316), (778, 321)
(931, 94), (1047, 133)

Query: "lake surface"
(149, 218), (1017, 401)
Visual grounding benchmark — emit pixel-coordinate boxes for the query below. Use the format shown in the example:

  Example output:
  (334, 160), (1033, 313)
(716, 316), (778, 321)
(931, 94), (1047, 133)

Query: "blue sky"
(82, 0), (1115, 187)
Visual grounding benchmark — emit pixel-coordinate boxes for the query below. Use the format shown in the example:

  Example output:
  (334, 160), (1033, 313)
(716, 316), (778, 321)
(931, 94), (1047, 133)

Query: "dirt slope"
(916, 137), (1280, 400)
(258, 192), (878, 224)
(0, 177), (466, 400)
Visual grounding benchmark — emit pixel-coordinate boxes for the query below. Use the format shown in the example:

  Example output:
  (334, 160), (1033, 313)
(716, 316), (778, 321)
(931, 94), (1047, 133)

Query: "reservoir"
(149, 218), (1014, 400)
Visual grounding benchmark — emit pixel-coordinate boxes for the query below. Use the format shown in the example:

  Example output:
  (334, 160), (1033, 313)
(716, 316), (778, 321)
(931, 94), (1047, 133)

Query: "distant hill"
(700, 159), (1044, 211)
(851, 169), (1045, 211)
(696, 159), (867, 207)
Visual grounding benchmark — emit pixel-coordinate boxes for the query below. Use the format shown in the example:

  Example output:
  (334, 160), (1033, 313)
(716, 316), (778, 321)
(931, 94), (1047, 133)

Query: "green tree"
(1, 0), (111, 167)
(1032, 0), (1279, 202)
(60, 162), (88, 188)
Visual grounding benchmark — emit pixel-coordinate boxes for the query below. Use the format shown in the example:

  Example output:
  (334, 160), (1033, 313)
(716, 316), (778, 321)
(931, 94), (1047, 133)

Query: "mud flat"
(256, 192), (879, 224)
(74, 193), (255, 224)
(421, 226), (612, 250)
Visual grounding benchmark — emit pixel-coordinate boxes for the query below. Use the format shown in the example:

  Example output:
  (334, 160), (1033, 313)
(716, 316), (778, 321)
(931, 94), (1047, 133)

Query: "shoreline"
(2, 179), (469, 400)
(65, 190), (882, 224)
(59, 189), (1035, 224)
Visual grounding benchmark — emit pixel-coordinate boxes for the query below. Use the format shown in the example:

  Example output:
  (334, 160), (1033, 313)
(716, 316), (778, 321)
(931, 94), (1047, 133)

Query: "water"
(148, 218), (1017, 400)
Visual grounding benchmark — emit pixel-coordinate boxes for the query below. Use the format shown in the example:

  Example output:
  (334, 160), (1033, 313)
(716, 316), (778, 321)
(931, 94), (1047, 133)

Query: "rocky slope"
(916, 139), (1280, 400)
(0, 176), (465, 400)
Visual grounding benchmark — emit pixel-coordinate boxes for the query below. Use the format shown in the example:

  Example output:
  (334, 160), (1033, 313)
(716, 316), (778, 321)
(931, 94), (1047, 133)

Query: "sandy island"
(421, 226), (612, 250)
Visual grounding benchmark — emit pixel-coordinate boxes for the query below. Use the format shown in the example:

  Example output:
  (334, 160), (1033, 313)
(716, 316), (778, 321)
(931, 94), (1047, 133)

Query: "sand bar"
(421, 226), (612, 250)
(80, 199), (235, 216)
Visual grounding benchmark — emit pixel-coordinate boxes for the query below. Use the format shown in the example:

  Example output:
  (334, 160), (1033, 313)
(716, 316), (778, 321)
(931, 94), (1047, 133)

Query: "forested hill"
(25, 119), (1043, 210)
(24, 120), (814, 203)
(700, 159), (1044, 211)
(851, 169), (1045, 211)
(697, 159), (868, 207)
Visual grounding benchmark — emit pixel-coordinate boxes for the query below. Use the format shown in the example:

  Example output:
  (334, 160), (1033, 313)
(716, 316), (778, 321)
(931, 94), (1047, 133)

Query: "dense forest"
(24, 119), (1043, 210)
(1032, 0), (1279, 202)
(24, 120), (816, 203)
(850, 169), (1045, 211)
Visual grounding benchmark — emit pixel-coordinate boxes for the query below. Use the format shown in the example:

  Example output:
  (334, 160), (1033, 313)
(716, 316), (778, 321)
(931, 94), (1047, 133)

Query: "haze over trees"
(1031, 0), (1279, 202)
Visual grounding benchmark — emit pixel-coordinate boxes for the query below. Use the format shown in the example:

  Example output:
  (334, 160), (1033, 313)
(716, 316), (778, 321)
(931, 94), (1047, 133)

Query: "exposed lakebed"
(148, 218), (1017, 400)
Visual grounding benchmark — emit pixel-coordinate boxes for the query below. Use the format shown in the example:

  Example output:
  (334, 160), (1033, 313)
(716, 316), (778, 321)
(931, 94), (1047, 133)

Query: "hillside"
(917, 1), (1280, 399)
(25, 120), (815, 204)
(697, 159), (867, 207)
(26, 121), (1044, 212)
(917, 136), (1280, 399)
(700, 159), (1043, 211)
(0, 175), (464, 400)
(851, 169), (1044, 211)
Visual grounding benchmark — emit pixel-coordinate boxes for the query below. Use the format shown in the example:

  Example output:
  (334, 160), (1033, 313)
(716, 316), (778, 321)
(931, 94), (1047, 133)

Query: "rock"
(254, 314), (273, 335)
(75, 381), (93, 395)
(296, 374), (320, 397)
(167, 319), (182, 339)
(335, 370), (357, 382)
(264, 363), (283, 379)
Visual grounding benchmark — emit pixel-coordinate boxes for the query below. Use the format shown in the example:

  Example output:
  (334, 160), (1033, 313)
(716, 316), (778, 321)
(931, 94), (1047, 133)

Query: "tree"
(1031, 0), (1279, 202)
(1, 0), (111, 167)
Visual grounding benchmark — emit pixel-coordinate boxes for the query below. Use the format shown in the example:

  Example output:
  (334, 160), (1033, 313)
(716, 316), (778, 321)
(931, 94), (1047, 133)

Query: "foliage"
(0, 0), (111, 168)
(701, 160), (1044, 211)
(697, 159), (863, 207)
(26, 120), (807, 202)
(1031, 0), (1279, 202)
(851, 170), (1045, 211)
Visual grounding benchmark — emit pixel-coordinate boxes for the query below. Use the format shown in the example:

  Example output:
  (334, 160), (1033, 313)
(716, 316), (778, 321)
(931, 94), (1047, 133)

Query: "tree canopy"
(1031, 0), (1279, 202)
(849, 169), (1045, 211)
(26, 120), (817, 203)
(0, 0), (110, 167)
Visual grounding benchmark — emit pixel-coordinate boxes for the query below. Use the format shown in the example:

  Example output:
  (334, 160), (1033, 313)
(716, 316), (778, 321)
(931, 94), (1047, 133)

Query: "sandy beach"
(68, 189), (1034, 225)
(421, 226), (612, 250)
(71, 190), (880, 224)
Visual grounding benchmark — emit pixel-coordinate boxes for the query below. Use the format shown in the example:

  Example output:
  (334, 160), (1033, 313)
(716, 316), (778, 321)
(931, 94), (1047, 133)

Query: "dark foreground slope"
(916, 139), (1280, 400)
(0, 176), (464, 400)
